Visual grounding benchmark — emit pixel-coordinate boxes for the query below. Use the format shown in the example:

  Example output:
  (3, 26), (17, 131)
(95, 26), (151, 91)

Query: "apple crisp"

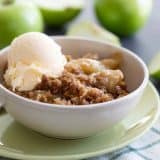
(4, 53), (128, 105)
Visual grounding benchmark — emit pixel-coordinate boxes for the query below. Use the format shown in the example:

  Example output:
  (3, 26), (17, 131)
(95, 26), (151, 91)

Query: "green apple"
(67, 21), (121, 46)
(30, 0), (84, 27)
(95, 0), (152, 36)
(148, 52), (160, 79)
(0, 0), (44, 49)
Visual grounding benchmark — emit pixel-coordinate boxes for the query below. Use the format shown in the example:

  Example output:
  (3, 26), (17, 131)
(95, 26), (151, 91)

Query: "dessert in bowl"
(0, 32), (148, 139)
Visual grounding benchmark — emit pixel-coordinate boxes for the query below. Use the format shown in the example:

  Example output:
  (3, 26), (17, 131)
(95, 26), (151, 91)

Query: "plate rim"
(0, 82), (159, 160)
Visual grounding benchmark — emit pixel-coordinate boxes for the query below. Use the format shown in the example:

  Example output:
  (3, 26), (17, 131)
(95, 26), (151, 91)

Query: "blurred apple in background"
(30, 0), (84, 27)
(95, 0), (152, 37)
(67, 21), (121, 46)
(0, 0), (44, 49)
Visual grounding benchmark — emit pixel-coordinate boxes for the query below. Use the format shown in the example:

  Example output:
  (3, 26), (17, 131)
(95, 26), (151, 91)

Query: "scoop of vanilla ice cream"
(4, 32), (67, 91)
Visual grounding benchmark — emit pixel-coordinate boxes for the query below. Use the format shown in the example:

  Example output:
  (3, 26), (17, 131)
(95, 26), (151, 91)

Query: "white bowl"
(0, 37), (149, 139)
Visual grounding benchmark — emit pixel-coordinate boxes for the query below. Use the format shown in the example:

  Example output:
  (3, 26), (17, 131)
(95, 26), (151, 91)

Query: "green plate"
(0, 82), (159, 160)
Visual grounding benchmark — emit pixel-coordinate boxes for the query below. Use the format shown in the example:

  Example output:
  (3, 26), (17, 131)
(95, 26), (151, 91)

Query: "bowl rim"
(0, 36), (149, 109)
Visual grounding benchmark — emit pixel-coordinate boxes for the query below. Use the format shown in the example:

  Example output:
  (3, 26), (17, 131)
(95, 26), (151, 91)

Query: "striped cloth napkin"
(88, 118), (160, 160)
